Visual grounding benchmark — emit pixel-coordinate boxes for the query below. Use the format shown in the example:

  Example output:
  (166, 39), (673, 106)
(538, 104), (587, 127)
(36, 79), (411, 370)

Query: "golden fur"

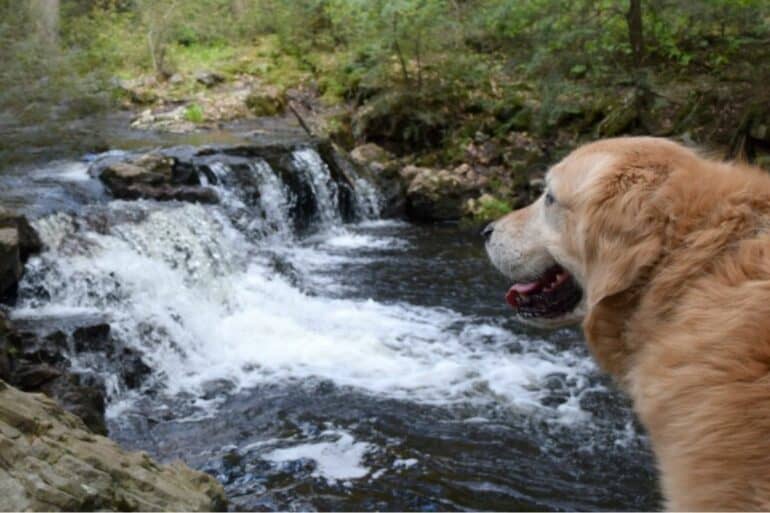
(486, 137), (770, 510)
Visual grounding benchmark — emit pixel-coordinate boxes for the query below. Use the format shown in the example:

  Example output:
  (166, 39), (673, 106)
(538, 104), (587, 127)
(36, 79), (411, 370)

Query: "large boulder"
(0, 207), (42, 262)
(98, 153), (219, 204)
(0, 381), (227, 511)
(405, 164), (486, 222)
(0, 227), (22, 299)
(350, 143), (394, 166)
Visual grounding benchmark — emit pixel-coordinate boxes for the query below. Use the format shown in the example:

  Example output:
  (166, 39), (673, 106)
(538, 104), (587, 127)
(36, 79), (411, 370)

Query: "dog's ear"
(579, 167), (668, 378)
(581, 167), (667, 308)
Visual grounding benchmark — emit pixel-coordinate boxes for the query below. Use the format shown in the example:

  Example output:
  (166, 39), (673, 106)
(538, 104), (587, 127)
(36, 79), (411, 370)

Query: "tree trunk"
(626, 0), (644, 66)
(29, 0), (60, 47)
(392, 15), (411, 86)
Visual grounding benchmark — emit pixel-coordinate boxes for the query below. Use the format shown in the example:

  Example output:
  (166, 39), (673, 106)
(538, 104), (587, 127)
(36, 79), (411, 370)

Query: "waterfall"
(12, 144), (597, 424)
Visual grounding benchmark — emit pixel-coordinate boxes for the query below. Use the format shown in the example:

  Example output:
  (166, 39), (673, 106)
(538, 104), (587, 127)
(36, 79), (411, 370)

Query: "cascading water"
(6, 145), (660, 511)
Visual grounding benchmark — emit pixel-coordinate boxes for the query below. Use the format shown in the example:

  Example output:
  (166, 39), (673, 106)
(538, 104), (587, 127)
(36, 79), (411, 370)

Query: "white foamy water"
(263, 429), (373, 482)
(16, 149), (599, 426)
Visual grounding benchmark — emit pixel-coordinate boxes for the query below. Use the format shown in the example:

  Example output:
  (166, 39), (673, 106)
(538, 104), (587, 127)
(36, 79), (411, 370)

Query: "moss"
(464, 194), (512, 223)
(184, 103), (205, 124)
(245, 88), (286, 116)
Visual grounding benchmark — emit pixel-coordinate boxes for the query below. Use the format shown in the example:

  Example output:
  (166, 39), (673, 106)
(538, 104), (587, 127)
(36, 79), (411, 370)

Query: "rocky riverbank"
(115, 68), (770, 228)
(0, 381), (226, 511)
(0, 206), (226, 511)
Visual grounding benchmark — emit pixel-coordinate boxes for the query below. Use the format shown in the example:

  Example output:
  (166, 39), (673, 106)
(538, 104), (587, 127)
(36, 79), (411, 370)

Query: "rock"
(119, 184), (220, 204)
(73, 323), (111, 353)
(98, 153), (218, 204)
(0, 207), (43, 262)
(100, 157), (173, 191)
(400, 165), (424, 182)
(117, 78), (159, 105)
(0, 227), (22, 299)
(245, 85), (286, 116)
(350, 143), (394, 166)
(597, 90), (639, 137)
(38, 374), (107, 435)
(16, 330), (69, 366)
(169, 73), (185, 85)
(348, 144), (405, 218)
(466, 139), (503, 166)
(406, 165), (484, 222)
(11, 362), (62, 389)
(0, 381), (227, 511)
(131, 106), (198, 133)
(0, 315), (108, 435)
(0, 312), (12, 382)
(195, 70), (225, 88)
(119, 348), (152, 390)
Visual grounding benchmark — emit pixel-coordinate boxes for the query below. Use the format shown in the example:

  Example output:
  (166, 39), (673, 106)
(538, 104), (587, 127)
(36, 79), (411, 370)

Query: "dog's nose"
(480, 222), (495, 242)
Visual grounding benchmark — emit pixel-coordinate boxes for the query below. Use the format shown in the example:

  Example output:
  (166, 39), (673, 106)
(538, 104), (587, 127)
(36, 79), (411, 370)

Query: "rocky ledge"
(95, 152), (219, 204)
(349, 135), (545, 224)
(0, 380), (226, 511)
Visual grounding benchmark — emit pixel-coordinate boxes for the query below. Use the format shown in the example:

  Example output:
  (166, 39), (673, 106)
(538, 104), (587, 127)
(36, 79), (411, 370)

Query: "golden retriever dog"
(482, 136), (770, 511)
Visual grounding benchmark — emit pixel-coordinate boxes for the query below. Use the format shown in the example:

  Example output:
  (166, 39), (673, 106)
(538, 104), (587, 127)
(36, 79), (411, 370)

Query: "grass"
(184, 103), (204, 123)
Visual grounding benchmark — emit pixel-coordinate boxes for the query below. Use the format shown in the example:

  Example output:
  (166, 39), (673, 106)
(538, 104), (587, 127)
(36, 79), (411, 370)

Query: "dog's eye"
(544, 191), (556, 206)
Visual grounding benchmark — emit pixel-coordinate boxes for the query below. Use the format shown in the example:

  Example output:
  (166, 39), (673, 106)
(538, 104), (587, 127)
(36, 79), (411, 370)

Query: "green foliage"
(2, 0), (770, 158)
(465, 194), (512, 223)
(184, 103), (205, 123)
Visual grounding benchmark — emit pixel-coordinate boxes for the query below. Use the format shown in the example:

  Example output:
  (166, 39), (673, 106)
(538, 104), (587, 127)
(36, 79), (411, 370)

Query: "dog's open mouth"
(506, 264), (583, 318)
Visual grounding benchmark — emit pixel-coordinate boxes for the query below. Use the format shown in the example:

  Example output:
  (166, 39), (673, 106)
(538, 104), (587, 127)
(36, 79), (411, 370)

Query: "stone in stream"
(0, 227), (22, 299)
(11, 362), (62, 389)
(0, 312), (13, 382)
(73, 323), (112, 352)
(119, 347), (153, 390)
(1, 313), (108, 435)
(0, 207), (43, 262)
(0, 380), (227, 511)
(72, 323), (152, 390)
(98, 152), (219, 204)
(38, 373), (108, 435)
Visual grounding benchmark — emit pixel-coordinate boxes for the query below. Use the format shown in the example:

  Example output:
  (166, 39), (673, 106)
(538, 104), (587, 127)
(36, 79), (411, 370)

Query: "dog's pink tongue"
(506, 281), (540, 308)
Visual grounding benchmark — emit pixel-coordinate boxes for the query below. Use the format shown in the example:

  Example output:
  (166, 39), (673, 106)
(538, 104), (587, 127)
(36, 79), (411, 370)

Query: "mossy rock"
(245, 86), (287, 116)
(464, 194), (512, 223)
(597, 91), (639, 137)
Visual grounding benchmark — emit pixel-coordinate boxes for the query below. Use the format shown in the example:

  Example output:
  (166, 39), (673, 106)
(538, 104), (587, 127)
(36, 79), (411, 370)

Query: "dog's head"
(484, 137), (691, 330)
